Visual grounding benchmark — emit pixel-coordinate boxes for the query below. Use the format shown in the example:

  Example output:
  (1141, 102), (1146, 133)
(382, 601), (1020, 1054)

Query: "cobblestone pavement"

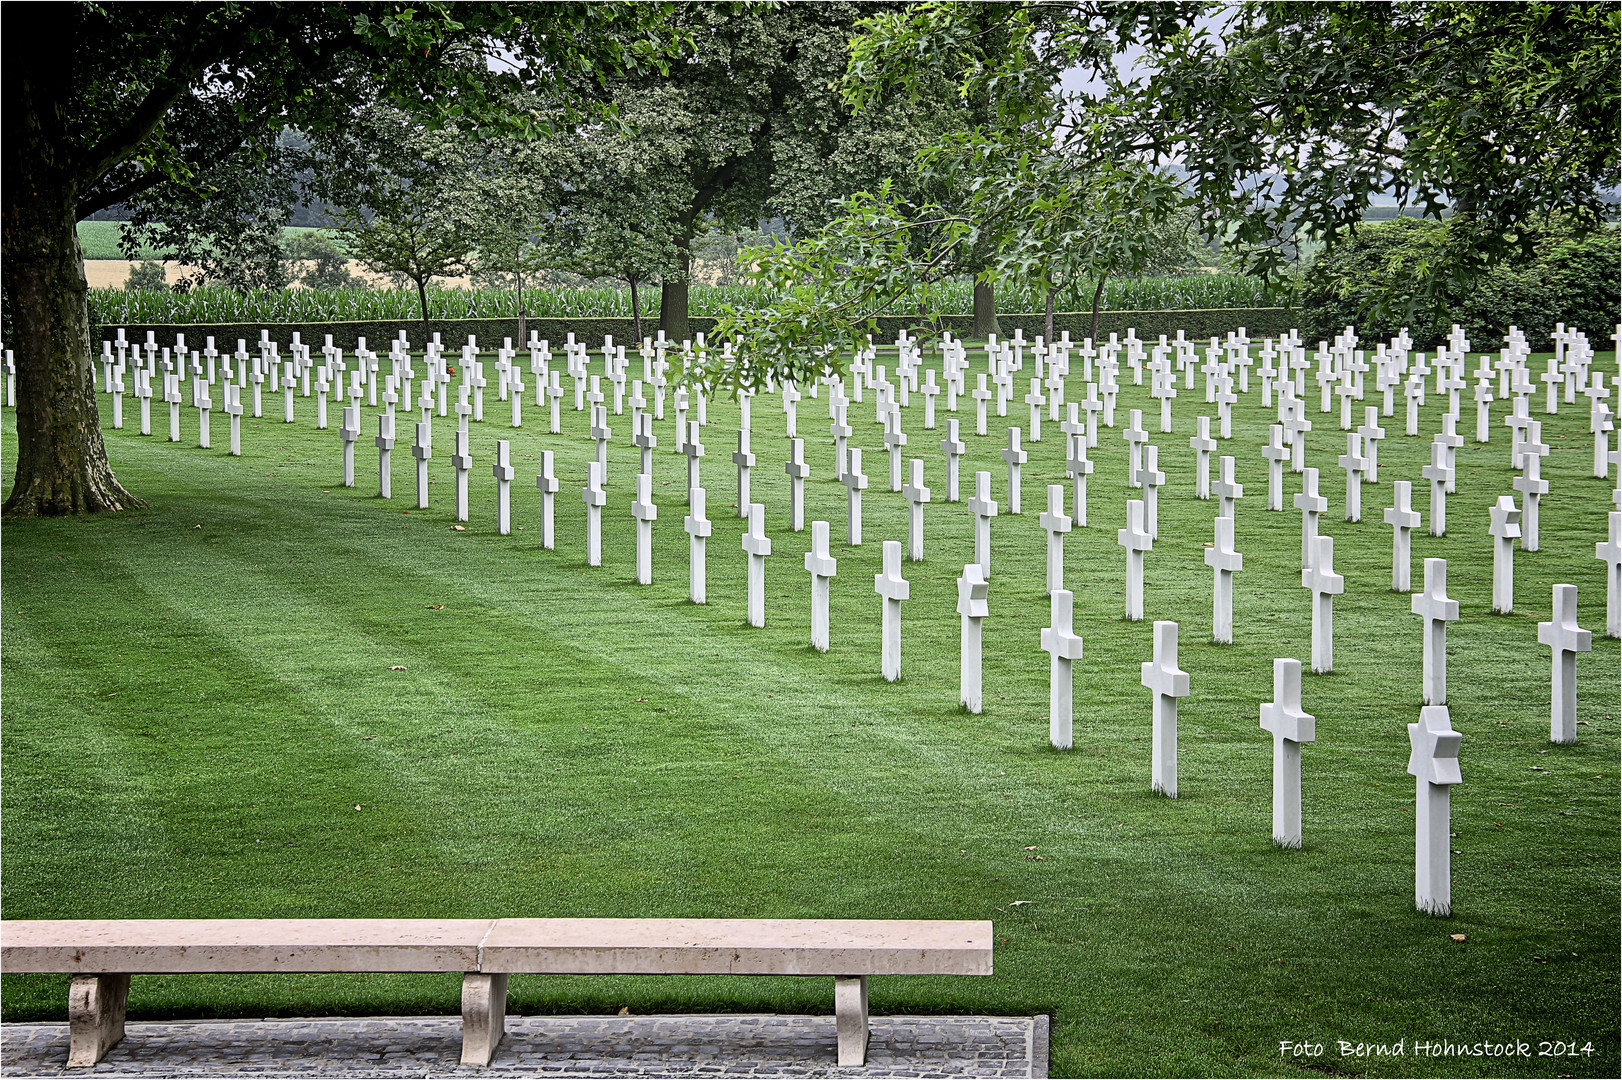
(1, 1014), (1047, 1079)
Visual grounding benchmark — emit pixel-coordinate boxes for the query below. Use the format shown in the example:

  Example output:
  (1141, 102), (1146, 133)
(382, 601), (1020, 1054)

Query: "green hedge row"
(105, 308), (1298, 353)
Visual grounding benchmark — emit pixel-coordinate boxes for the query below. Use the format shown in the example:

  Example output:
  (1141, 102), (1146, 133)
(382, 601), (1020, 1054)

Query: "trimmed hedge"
(106, 308), (1298, 352)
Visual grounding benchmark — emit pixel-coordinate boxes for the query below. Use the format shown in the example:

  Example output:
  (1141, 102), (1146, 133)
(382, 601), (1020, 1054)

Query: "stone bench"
(0, 917), (993, 1068)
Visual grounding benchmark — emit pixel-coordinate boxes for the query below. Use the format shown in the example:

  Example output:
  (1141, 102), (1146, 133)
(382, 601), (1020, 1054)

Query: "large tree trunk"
(1044, 286), (1055, 344)
(971, 279), (999, 339)
(1089, 274), (1108, 344)
(659, 239), (691, 342)
(2, 181), (141, 515)
(514, 270), (527, 346)
(629, 276), (643, 343)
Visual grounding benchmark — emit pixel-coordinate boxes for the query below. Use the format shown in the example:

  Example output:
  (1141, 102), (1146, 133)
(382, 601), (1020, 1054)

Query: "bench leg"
(460, 972), (508, 1066)
(67, 974), (130, 1068)
(834, 975), (869, 1067)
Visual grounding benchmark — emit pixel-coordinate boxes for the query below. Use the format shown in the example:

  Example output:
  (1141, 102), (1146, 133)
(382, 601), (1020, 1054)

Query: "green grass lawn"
(75, 221), (328, 261)
(3, 341), (1618, 1077)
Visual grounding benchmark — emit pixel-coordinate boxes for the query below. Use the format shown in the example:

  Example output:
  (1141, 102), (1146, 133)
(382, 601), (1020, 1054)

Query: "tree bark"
(1089, 274), (1108, 344)
(514, 270), (527, 346)
(659, 239), (691, 342)
(971, 279), (999, 339)
(415, 275), (431, 353)
(1044, 286), (1056, 344)
(629, 276), (643, 343)
(2, 180), (141, 515)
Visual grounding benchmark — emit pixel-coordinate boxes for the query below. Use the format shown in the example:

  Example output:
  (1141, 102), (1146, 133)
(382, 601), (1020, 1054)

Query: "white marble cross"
(903, 458), (930, 562)
(1124, 409), (1148, 488)
(1513, 451), (1548, 553)
(1066, 434), (1092, 527)
(1042, 589), (1084, 749)
(884, 411), (908, 492)
(785, 437), (809, 532)
(1598, 511), (1622, 639)
(732, 428), (754, 517)
(1538, 584), (1593, 744)
(684, 419), (705, 494)
(805, 519), (838, 652)
(374, 413), (395, 499)
(1189, 415), (1216, 499)
(1118, 498), (1152, 621)
(1215, 455), (1244, 521)
(1206, 514), (1243, 644)
(1294, 467), (1327, 570)
(954, 563), (989, 713)
(843, 446), (869, 545)
(874, 540), (910, 682)
(829, 403), (853, 482)
(971, 373), (992, 436)
(1420, 438), (1452, 537)
(1260, 657), (1315, 849)
(412, 421), (432, 510)
(1338, 432), (1366, 522)
(1263, 424), (1291, 510)
(1038, 484), (1072, 595)
(1358, 407), (1386, 483)
(1489, 494), (1522, 613)
(1141, 620), (1191, 797)
(1303, 535), (1344, 673)
(921, 369), (939, 429)
(742, 502), (771, 628)
(1411, 557), (1460, 705)
(535, 450), (559, 549)
(444, 428), (470, 521)
(590, 404), (612, 477)
(492, 439), (515, 535)
(1408, 705), (1463, 916)
(1139, 444), (1166, 540)
(1024, 378), (1046, 441)
(1002, 427), (1027, 514)
(631, 469), (658, 584)
(583, 459), (607, 567)
(967, 469), (999, 577)
(1383, 480), (1421, 591)
(939, 419), (965, 502)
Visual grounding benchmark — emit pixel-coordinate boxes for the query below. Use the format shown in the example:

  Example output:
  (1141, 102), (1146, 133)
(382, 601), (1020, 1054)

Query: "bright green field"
(3, 340), (1618, 1077)
(75, 221), (326, 261)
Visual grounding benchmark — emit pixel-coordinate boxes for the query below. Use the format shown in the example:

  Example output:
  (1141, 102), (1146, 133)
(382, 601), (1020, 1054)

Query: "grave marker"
(969, 470), (999, 578)
(1407, 705), (1463, 916)
(412, 421), (432, 510)
(958, 565), (989, 713)
(1538, 584), (1593, 744)
(1142, 621), (1191, 797)
(374, 413), (395, 499)
(1259, 657), (1315, 849)
(1411, 558), (1460, 705)
(1598, 512), (1622, 638)
(451, 429), (472, 522)
(490, 439), (515, 535)
(1303, 535), (1344, 673)
(583, 460), (607, 566)
(1039, 485), (1071, 595)
(1206, 515), (1243, 644)
(632, 470), (658, 584)
(1066, 434), (1092, 527)
(1294, 467), (1327, 570)
(1513, 452), (1548, 552)
(1338, 433), (1366, 522)
(1118, 499), (1152, 621)
(1262, 424), (1291, 510)
(939, 420), (965, 502)
(785, 438), (809, 532)
(743, 503), (772, 628)
(1384, 481), (1421, 591)
(1042, 589), (1084, 749)
(1215, 455), (1244, 521)
(685, 486), (711, 603)
(1002, 427), (1027, 514)
(903, 459), (930, 562)
(536, 451), (558, 549)
(805, 520), (838, 652)
(1489, 495), (1521, 613)
(874, 540), (910, 681)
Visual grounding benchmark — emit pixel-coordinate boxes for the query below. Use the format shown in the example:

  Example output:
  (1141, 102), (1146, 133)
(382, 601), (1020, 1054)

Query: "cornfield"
(88, 275), (1279, 326)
